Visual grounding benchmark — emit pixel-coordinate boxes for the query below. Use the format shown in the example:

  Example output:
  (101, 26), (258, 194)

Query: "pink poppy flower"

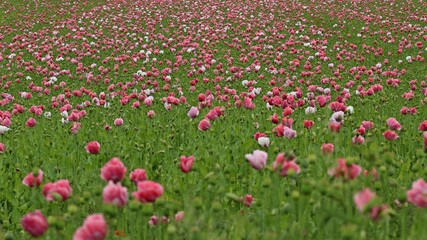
(102, 181), (128, 207)
(272, 124), (284, 137)
(245, 150), (268, 170)
(26, 117), (36, 128)
(73, 214), (108, 240)
(253, 132), (267, 140)
(147, 110), (156, 118)
(383, 130), (399, 140)
(175, 211), (185, 222)
(21, 210), (48, 237)
(100, 157), (127, 182)
(273, 153), (300, 176)
(114, 118), (124, 126)
(0, 143), (4, 153)
(85, 141), (100, 154)
(280, 161), (301, 176)
(42, 180), (72, 201)
(407, 179), (427, 208)
(321, 143), (334, 154)
(386, 118), (402, 130)
(354, 188), (375, 212)
(240, 194), (253, 207)
(361, 121), (374, 130)
(328, 158), (362, 180)
(243, 97), (255, 109)
(180, 155), (195, 173)
(198, 119), (210, 131)
(132, 180), (164, 203)
(187, 107), (199, 118)
(424, 132), (427, 150)
(352, 135), (365, 145)
(329, 123), (341, 133)
(130, 169), (147, 184)
(22, 169), (43, 187)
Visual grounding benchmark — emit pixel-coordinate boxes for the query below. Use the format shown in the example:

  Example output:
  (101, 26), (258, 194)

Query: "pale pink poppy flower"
(175, 211), (185, 222)
(148, 215), (158, 226)
(180, 155), (195, 173)
(102, 181), (128, 207)
(187, 107), (199, 118)
(21, 210), (48, 237)
(114, 118), (124, 126)
(144, 96), (154, 106)
(283, 127), (297, 139)
(130, 169), (147, 184)
(73, 214), (108, 240)
(100, 157), (127, 182)
(383, 130), (399, 140)
(85, 141), (100, 154)
(354, 188), (375, 212)
(245, 150), (268, 170)
(132, 180), (164, 203)
(321, 143), (334, 154)
(22, 169), (43, 187)
(386, 117), (402, 130)
(407, 179), (427, 208)
(329, 111), (344, 124)
(42, 180), (72, 201)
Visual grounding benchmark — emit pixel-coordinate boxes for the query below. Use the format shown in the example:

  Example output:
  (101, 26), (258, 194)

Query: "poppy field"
(1, 0), (427, 239)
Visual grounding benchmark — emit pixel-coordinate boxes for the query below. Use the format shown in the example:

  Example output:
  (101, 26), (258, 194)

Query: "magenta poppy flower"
(85, 141), (100, 154)
(180, 155), (195, 173)
(198, 119), (210, 131)
(21, 210), (48, 237)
